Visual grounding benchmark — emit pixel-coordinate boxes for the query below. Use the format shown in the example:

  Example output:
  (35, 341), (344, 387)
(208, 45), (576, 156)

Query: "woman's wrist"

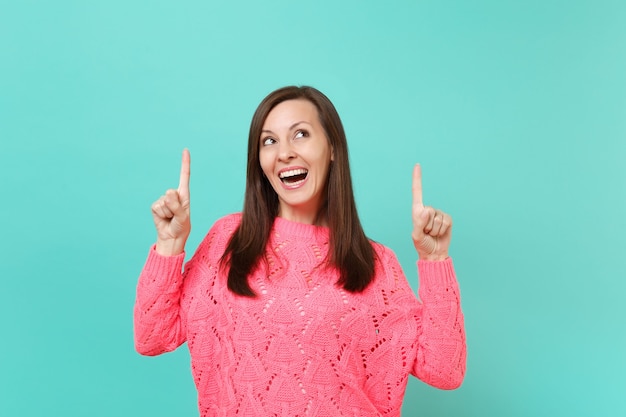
(417, 252), (449, 262)
(155, 239), (186, 257)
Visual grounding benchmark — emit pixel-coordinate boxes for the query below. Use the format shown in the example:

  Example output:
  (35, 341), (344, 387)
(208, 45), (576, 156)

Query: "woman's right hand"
(151, 149), (191, 256)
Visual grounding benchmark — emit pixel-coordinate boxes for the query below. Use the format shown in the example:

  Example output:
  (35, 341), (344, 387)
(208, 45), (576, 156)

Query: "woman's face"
(259, 99), (333, 225)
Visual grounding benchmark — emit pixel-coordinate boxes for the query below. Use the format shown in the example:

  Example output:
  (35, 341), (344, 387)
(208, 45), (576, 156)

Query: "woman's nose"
(278, 140), (295, 161)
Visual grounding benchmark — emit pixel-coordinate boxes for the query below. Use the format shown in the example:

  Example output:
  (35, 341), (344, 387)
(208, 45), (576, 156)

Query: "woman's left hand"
(412, 164), (452, 261)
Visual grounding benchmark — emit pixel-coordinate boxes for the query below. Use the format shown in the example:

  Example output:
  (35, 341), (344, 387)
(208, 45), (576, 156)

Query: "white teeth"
(279, 168), (308, 179)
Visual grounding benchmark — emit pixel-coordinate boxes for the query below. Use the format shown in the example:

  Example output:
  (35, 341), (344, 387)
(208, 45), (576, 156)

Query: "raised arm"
(134, 149), (192, 355)
(410, 164), (466, 388)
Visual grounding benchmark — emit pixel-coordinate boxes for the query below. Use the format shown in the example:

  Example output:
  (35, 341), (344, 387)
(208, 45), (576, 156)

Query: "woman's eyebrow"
(289, 121), (311, 130)
(261, 121), (312, 135)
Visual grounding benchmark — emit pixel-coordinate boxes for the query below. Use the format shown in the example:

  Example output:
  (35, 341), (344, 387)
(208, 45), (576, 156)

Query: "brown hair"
(221, 86), (375, 296)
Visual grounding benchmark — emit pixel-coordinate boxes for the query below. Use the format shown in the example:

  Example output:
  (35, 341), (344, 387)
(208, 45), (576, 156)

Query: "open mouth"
(279, 168), (308, 185)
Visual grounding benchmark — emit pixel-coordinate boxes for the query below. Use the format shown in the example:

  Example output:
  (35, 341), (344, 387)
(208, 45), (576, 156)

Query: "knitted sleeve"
(133, 215), (237, 356)
(411, 258), (466, 389)
(133, 246), (190, 356)
(133, 246), (186, 355)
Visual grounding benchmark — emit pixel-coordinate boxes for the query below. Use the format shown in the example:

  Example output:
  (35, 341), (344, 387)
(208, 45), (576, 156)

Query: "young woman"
(134, 86), (466, 416)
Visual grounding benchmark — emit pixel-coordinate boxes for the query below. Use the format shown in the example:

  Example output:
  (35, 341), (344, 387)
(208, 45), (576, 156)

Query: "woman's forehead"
(263, 99), (319, 130)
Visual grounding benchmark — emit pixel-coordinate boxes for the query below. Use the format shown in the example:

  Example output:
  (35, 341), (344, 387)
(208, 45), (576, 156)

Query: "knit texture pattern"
(134, 214), (466, 417)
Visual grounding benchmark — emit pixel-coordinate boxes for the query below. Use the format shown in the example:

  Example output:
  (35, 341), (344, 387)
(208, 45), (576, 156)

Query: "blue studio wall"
(1, 1), (625, 416)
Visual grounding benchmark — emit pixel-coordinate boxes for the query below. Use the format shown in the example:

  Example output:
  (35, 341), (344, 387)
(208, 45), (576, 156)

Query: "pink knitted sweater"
(134, 213), (466, 416)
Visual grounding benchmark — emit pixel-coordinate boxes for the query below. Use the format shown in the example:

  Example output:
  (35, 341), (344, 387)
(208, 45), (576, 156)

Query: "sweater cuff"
(140, 245), (186, 290)
(416, 257), (457, 290)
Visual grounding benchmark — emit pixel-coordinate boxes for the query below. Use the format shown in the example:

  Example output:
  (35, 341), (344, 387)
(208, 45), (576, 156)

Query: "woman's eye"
(295, 130), (309, 139)
(262, 137), (276, 146)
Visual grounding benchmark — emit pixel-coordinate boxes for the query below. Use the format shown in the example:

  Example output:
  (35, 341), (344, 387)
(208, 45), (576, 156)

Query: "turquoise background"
(1, 0), (625, 415)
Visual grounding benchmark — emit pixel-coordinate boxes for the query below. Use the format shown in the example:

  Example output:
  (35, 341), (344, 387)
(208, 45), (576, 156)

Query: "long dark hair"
(221, 86), (375, 297)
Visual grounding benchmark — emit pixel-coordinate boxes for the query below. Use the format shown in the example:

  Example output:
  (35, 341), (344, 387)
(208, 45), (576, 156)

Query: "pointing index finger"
(178, 148), (190, 198)
(412, 163), (423, 208)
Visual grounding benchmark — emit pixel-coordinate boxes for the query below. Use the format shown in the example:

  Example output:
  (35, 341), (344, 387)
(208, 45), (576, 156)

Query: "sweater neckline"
(272, 216), (330, 241)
